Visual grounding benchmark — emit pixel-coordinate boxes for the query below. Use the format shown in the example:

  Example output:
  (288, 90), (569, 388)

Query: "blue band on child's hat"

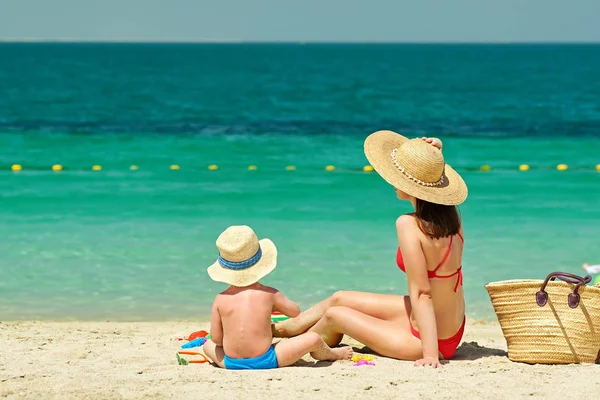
(218, 247), (262, 270)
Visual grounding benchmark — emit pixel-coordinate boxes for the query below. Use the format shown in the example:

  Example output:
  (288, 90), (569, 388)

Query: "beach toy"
(271, 312), (290, 323)
(187, 330), (208, 341)
(351, 354), (374, 362)
(177, 329), (209, 341)
(176, 352), (210, 366)
(181, 337), (207, 349)
(353, 360), (375, 367)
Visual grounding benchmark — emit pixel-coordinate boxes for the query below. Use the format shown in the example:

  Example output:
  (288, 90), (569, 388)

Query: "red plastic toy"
(178, 330), (208, 341)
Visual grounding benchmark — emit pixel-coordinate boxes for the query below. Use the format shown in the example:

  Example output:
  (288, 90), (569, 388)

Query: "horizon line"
(1, 38), (599, 45)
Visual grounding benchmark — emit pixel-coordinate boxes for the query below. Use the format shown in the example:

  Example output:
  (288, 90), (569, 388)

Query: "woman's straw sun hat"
(364, 130), (468, 206)
(207, 225), (277, 287)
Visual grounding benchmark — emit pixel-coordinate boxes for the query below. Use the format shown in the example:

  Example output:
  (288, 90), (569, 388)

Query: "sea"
(1, 43), (599, 321)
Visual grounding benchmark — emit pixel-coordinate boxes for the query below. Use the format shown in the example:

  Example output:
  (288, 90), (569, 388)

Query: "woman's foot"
(311, 344), (353, 361)
(331, 346), (354, 360)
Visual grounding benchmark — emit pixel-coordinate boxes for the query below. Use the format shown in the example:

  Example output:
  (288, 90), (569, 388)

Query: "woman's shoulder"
(397, 213), (464, 241)
(396, 213), (417, 228)
(395, 214), (422, 240)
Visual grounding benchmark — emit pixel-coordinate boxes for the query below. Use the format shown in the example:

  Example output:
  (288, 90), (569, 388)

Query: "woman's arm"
(396, 215), (442, 368)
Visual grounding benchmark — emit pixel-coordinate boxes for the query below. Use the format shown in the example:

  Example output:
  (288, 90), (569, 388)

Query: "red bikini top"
(396, 232), (464, 292)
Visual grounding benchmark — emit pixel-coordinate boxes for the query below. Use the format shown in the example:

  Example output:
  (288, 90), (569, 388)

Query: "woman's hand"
(421, 137), (442, 150)
(414, 356), (443, 368)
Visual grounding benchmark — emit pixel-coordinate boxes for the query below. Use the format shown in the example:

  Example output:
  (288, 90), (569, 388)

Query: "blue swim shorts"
(223, 345), (278, 370)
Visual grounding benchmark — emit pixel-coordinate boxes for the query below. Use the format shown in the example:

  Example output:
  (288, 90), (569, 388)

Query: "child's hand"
(421, 137), (442, 150)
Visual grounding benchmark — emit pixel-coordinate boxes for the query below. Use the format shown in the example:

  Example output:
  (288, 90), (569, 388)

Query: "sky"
(0, 0), (599, 42)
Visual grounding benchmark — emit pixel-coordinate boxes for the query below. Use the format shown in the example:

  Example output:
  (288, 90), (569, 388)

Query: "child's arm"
(209, 299), (223, 346)
(273, 290), (301, 318)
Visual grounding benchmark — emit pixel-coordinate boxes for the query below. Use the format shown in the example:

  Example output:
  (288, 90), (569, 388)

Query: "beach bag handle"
(535, 272), (592, 309)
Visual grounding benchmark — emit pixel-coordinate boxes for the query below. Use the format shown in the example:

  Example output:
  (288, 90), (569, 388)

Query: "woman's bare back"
(407, 218), (465, 338)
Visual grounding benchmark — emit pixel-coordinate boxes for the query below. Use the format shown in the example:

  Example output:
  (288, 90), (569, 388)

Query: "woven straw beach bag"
(485, 272), (600, 364)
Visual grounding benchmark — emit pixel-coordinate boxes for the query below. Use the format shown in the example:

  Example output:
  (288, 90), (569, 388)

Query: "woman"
(273, 130), (468, 368)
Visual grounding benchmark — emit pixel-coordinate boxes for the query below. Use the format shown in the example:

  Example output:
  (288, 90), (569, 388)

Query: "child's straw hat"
(207, 225), (277, 287)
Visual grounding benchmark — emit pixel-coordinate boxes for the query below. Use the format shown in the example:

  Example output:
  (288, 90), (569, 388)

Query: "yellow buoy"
(285, 165), (296, 171)
(208, 164), (219, 171)
(325, 165), (335, 171)
(170, 165), (180, 170)
(519, 164), (530, 171)
(595, 164), (600, 172)
(363, 165), (374, 172)
(130, 165), (139, 171)
(11, 164), (22, 172)
(480, 165), (492, 172)
(557, 164), (568, 171)
(248, 165), (257, 171)
(52, 164), (63, 172)
(92, 165), (102, 171)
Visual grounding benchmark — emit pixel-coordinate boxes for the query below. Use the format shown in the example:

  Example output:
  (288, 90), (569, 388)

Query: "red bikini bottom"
(409, 317), (466, 360)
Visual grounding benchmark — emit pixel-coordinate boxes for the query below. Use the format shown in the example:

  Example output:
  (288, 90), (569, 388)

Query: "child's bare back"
(214, 283), (298, 359)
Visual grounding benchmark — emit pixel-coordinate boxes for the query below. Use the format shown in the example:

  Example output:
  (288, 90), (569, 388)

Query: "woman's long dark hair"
(414, 199), (461, 239)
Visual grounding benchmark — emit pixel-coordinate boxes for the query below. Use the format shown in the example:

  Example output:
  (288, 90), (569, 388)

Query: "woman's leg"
(309, 305), (423, 361)
(273, 291), (408, 338)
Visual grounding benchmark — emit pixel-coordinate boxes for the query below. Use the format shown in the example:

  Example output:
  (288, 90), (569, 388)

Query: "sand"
(1, 320), (598, 400)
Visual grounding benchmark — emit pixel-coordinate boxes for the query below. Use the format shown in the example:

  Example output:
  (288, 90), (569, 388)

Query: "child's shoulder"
(217, 283), (279, 296)
(257, 283), (280, 295)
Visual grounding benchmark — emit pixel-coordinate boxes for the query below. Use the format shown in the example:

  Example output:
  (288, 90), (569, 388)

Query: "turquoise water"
(1, 44), (599, 321)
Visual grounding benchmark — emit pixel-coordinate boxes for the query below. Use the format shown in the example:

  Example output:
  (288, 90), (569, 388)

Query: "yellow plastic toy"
(352, 354), (374, 362)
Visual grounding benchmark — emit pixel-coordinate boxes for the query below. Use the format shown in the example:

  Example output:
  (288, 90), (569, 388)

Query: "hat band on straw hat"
(391, 148), (445, 187)
(218, 247), (263, 271)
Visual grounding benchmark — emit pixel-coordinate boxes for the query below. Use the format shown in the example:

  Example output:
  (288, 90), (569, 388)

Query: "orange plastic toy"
(176, 351), (210, 365)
